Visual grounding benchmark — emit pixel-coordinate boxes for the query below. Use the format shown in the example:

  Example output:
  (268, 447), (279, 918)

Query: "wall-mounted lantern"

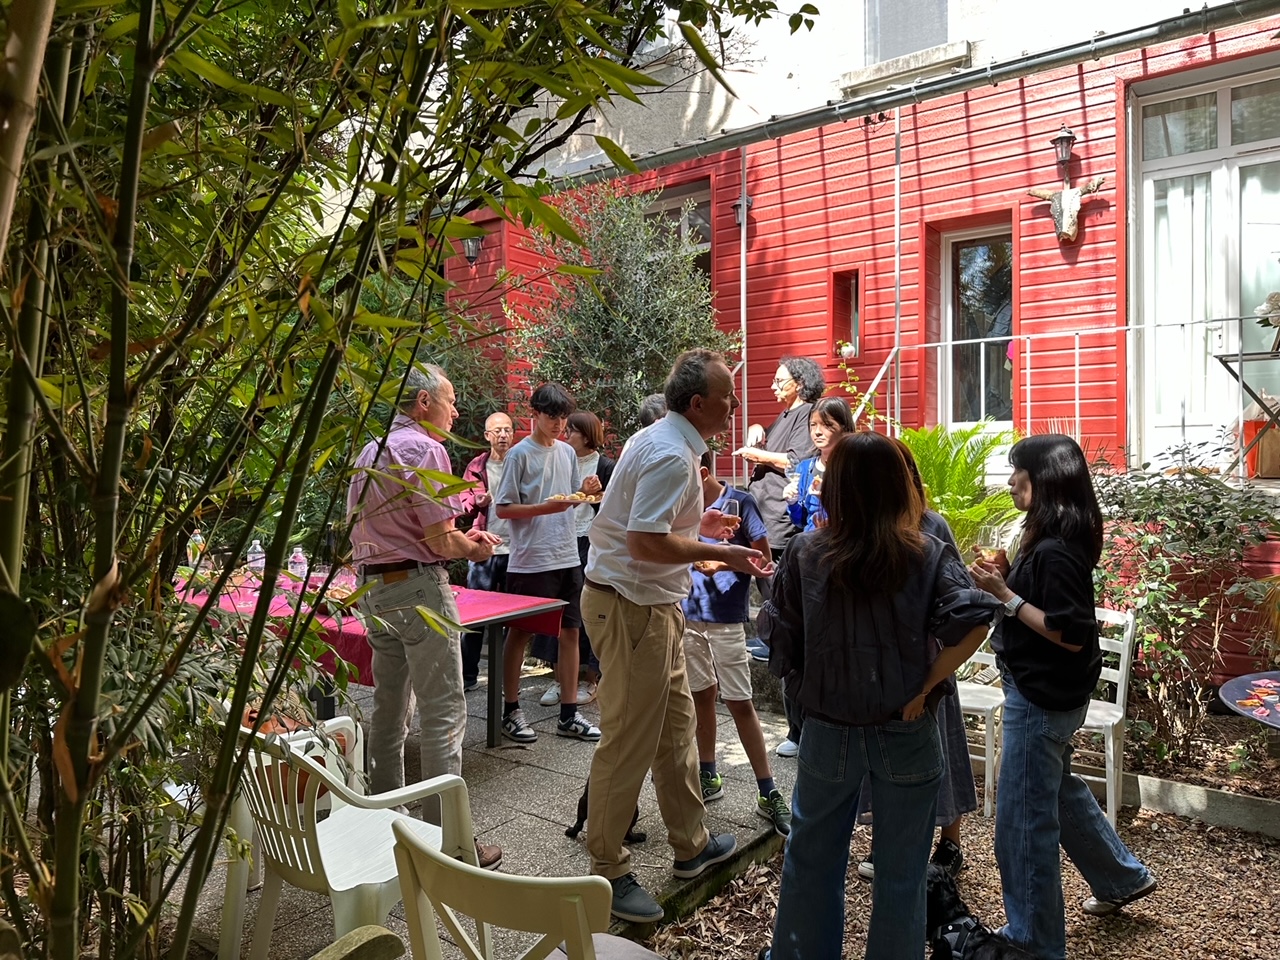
(461, 235), (483, 267)
(1028, 123), (1104, 244)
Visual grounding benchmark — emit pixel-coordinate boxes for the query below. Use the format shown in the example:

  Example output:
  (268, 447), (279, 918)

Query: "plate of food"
(546, 492), (602, 504)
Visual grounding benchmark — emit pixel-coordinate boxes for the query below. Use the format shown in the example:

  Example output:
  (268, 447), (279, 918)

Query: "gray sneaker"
(609, 873), (663, 922)
(671, 832), (737, 879)
(501, 708), (537, 743)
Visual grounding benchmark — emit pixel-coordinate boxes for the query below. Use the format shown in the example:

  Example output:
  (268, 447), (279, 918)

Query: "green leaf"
(593, 135), (639, 173)
(679, 22), (737, 98)
(169, 50), (301, 109)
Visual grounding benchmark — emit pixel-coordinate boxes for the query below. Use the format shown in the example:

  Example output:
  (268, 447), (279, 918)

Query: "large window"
(865, 0), (946, 65)
(1137, 66), (1280, 460)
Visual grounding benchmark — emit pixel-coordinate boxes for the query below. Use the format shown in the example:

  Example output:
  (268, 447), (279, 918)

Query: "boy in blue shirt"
(682, 452), (792, 836)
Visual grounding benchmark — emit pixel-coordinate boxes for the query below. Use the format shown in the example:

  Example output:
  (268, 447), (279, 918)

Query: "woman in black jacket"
(761, 433), (998, 960)
(969, 434), (1154, 960)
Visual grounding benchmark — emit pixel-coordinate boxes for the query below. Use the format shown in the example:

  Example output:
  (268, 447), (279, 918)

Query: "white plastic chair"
(393, 819), (664, 960)
(1078, 606), (1138, 825)
(160, 714), (366, 960)
(239, 731), (473, 960)
(955, 635), (1003, 817)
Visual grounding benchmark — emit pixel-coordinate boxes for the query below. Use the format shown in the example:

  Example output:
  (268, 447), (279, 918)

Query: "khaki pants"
(582, 583), (708, 879)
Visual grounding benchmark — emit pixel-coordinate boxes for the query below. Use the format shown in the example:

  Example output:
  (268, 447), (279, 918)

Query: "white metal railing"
(849, 314), (1266, 478)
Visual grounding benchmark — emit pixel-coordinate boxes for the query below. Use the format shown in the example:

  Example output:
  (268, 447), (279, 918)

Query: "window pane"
(1231, 78), (1280, 145)
(951, 238), (1013, 423)
(867, 0), (946, 64)
(1239, 159), (1280, 396)
(1142, 94), (1217, 160)
(687, 200), (711, 248)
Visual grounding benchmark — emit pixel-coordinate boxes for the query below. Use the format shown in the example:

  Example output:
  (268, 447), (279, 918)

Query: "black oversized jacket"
(759, 530), (1000, 726)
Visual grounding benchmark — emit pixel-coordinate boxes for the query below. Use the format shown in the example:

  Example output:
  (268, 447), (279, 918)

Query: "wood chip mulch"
(647, 806), (1280, 959)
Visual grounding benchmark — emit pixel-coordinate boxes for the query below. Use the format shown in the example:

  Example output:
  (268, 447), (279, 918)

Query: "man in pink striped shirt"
(348, 364), (502, 867)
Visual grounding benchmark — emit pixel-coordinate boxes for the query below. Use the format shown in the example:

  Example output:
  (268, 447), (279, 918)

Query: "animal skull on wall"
(1027, 177), (1105, 243)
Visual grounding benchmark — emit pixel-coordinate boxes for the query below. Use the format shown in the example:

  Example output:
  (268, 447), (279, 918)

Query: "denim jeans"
(995, 675), (1151, 960)
(461, 553), (508, 686)
(770, 715), (942, 960)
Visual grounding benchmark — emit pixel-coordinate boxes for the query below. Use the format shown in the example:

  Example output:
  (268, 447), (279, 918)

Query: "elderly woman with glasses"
(732, 356), (826, 560)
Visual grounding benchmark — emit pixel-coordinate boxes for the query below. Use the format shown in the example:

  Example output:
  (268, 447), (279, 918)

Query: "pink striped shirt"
(347, 414), (461, 565)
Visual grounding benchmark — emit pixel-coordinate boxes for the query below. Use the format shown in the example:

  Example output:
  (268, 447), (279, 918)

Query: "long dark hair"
(1010, 434), (1103, 564)
(820, 433), (924, 594)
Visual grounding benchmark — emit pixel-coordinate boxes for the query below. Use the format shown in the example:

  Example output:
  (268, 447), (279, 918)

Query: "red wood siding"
(446, 15), (1280, 458)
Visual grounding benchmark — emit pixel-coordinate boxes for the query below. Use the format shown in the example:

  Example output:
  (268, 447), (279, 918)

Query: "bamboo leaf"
(169, 49), (301, 108)
(592, 135), (638, 173)
(679, 22), (736, 98)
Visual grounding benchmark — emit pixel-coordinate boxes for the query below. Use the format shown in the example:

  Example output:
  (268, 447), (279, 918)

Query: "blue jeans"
(995, 676), (1151, 960)
(462, 553), (508, 686)
(770, 715), (942, 960)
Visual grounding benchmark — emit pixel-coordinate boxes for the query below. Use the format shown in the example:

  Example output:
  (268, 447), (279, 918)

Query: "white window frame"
(939, 226), (1015, 432)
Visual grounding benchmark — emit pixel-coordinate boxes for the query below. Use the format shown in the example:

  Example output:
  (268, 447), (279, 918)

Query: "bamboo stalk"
(48, 1), (159, 954)
(0, 0), (56, 268)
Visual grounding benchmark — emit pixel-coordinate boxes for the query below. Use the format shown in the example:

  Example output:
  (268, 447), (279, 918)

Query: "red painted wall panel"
(445, 16), (1280, 457)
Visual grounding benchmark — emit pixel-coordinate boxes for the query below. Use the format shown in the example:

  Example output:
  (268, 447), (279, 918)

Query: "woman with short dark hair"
(761, 433), (999, 960)
(969, 434), (1155, 960)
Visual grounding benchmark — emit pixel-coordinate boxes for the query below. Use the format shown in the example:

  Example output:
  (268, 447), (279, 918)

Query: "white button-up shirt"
(585, 411), (707, 605)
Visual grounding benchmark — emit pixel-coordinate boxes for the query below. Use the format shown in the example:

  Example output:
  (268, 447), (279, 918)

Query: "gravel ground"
(647, 803), (1280, 959)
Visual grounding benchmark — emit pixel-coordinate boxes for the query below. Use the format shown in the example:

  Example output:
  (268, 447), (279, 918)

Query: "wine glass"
(719, 497), (741, 535)
(976, 524), (1003, 564)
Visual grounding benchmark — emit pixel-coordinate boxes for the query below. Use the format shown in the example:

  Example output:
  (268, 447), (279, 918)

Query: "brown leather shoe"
(475, 840), (502, 871)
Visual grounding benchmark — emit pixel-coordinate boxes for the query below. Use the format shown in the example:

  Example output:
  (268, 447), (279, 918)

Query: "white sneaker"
(539, 681), (561, 706)
(577, 680), (598, 705)
(502, 709), (537, 743)
(776, 738), (799, 758)
(556, 713), (601, 741)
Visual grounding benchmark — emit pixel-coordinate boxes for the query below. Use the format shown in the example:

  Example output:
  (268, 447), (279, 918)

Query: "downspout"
(738, 146), (751, 485)
(893, 109), (902, 434)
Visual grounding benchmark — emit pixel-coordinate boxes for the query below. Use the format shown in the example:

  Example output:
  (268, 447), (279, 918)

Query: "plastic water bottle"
(247, 539), (266, 574)
(287, 547), (308, 579)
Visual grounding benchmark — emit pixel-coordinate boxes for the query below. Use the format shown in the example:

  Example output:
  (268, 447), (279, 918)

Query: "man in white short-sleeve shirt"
(581, 349), (774, 922)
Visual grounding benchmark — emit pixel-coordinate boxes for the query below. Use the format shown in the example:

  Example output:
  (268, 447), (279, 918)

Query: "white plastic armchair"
(392, 819), (663, 960)
(955, 635), (1003, 817)
(1078, 607), (1138, 825)
(239, 731), (475, 960)
(160, 713), (366, 960)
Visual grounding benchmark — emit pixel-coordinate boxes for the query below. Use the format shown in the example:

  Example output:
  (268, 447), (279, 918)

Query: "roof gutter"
(566, 0), (1280, 185)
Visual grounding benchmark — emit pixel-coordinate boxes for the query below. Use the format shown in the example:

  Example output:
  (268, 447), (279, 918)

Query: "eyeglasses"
(485, 427), (513, 436)
(771, 376), (795, 388)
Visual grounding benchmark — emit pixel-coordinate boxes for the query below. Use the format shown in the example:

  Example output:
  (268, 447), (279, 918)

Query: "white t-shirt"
(493, 437), (581, 574)
(484, 457), (511, 556)
(585, 411), (707, 605)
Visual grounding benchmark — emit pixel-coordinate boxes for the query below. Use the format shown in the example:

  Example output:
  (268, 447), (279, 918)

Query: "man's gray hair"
(664, 349), (724, 414)
(398, 363), (447, 411)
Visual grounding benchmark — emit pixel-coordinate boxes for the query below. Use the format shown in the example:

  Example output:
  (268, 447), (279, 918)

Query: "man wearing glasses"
(459, 411), (515, 691)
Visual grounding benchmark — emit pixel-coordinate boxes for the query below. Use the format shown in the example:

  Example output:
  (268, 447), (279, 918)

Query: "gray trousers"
(360, 564), (464, 823)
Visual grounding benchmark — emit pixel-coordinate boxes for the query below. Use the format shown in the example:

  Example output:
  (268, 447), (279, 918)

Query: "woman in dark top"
(969, 435), (1154, 960)
(760, 434), (999, 960)
(733, 355), (825, 556)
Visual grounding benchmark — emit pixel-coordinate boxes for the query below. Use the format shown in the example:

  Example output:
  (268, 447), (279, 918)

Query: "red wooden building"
(448, 5), (1280, 471)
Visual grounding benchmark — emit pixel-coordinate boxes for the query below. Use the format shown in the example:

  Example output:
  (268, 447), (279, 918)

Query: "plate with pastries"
(545, 492), (602, 504)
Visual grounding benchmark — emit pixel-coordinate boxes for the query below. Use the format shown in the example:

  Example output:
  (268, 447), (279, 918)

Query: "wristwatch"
(1004, 594), (1025, 617)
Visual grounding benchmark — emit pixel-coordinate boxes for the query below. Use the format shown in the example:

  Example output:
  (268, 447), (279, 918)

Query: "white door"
(1137, 70), (1280, 465)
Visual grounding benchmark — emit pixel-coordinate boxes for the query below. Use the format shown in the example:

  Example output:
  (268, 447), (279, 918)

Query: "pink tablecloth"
(183, 578), (563, 689)
(181, 577), (370, 679)
(325, 585), (564, 686)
